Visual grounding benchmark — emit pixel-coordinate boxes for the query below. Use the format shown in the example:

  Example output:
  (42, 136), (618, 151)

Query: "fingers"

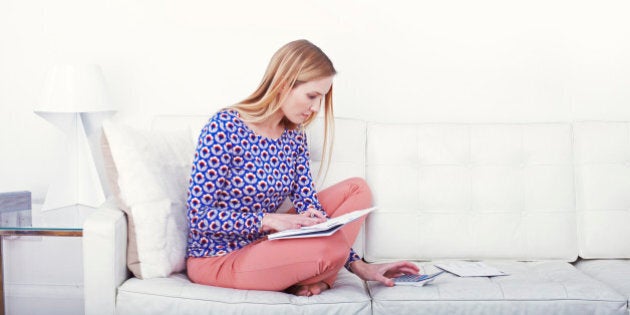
(269, 213), (325, 231)
(398, 266), (420, 274)
(302, 207), (326, 218)
(300, 208), (327, 223)
(386, 266), (419, 276)
(310, 209), (327, 219)
(393, 264), (420, 274)
(406, 262), (420, 272)
(388, 261), (420, 273)
(360, 261), (425, 287)
(376, 274), (394, 287)
(382, 261), (421, 278)
(293, 214), (323, 227)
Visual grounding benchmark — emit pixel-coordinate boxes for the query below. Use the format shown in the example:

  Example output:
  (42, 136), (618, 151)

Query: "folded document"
(435, 261), (507, 277)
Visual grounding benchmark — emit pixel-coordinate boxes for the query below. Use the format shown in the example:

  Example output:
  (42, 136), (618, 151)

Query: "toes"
(285, 285), (309, 296)
(287, 282), (331, 296)
(309, 286), (321, 295)
(308, 282), (330, 295)
(299, 287), (311, 296)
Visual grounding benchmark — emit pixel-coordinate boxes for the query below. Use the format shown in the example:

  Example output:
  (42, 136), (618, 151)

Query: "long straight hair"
(231, 39), (336, 180)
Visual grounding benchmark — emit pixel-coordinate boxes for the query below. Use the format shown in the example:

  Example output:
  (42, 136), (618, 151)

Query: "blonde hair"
(231, 39), (336, 179)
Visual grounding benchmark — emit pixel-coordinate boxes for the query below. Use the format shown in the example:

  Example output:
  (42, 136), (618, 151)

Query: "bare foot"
(285, 282), (330, 296)
(285, 284), (310, 296)
(306, 281), (330, 295)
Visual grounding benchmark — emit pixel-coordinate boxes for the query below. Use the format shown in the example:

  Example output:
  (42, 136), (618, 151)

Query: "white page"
(301, 207), (377, 230)
(435, 262), (507, 277)
(268, 206), (376, 240)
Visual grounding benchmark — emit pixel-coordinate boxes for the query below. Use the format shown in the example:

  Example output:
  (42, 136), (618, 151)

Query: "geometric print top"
(186, 109), (360, 269)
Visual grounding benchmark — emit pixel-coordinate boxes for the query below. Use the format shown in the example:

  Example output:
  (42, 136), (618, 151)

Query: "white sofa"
(84, 117), (630, 315)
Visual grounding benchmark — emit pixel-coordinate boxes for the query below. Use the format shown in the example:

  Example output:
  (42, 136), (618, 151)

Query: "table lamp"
(34, 64), (116, 211)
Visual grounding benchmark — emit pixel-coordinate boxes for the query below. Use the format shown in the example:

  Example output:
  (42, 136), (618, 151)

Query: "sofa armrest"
(83, 204), (129, 315)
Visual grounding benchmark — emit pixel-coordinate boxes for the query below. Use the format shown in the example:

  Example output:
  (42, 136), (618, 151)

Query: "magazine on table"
(268, 207), (377, 240)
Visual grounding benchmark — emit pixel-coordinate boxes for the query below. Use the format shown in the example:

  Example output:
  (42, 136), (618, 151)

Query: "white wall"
(1, 0), (629, 313)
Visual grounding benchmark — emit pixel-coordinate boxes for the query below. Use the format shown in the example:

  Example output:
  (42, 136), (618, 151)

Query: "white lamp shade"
(35, 64), (114, 113)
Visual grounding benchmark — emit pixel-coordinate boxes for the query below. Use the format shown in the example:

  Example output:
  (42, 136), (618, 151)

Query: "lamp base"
(35, 112), (106, 211)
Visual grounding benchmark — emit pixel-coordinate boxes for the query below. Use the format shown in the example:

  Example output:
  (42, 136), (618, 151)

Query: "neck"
(261, 110), (285, 130)
(249, 111), (286, 139)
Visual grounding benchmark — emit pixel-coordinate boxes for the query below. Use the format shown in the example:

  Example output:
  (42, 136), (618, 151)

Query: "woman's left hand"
(349, 260), (420, 287)
(300, 207), (327, 220)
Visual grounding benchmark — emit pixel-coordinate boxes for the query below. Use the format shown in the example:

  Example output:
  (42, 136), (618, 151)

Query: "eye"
(307, 94), (317, 100)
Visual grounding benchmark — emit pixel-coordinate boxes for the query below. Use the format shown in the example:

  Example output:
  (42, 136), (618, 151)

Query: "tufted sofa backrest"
(363, 123), (577, 262)
(150, 115), (628, 262)
(573, 122), (630, 259)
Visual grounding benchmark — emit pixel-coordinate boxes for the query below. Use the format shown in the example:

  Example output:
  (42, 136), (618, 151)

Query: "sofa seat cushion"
(575, 259), (630, 303)
(368, 261), (626, 315)
(115, 269), (371, 315)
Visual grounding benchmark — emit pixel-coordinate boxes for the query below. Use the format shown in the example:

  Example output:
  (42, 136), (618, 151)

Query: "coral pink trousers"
(187, 177), (372, 291)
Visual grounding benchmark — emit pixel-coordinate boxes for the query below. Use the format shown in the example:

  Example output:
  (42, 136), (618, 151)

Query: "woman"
(186, 39), (419, 296)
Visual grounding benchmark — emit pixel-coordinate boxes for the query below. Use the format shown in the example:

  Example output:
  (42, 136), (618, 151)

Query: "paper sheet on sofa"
(435, 262), (507, 277)
(268, 207), (376, 240)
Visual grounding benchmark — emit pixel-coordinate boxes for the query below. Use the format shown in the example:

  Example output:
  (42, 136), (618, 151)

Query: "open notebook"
(268, 207), (376, 240)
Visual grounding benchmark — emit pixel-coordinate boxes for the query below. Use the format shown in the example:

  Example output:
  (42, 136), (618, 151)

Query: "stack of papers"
(435, 262), (507, 277)
(268, 207), (376, 240)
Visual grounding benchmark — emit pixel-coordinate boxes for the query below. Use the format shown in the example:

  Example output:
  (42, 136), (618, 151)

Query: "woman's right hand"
(261, 213), (326, 233)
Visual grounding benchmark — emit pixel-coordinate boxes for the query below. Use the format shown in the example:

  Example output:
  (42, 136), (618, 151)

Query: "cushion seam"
(117, 290), (371, 304)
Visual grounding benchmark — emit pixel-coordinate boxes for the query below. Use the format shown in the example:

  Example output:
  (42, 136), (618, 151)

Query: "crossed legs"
(186, 177), (372, 294)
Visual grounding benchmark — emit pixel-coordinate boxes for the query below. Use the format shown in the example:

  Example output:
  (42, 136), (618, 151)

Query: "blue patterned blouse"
(186, 109), (360, 269)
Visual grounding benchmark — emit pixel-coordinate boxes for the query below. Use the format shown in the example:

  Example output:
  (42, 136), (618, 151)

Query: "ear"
(279, 81), (290, 94)
(278, 82), (292, 99)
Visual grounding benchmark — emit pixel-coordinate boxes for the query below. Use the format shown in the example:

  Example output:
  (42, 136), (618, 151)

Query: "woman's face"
(280, 76), (333, 125)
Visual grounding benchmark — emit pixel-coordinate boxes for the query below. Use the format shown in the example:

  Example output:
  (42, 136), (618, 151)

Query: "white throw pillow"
(102, 121), (194, 279)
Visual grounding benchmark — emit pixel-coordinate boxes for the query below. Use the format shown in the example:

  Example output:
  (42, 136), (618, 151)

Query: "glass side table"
(0, 208), (83, 315)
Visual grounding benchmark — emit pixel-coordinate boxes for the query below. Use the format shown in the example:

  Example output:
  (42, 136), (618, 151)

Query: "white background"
(1, 0), (629, 314)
